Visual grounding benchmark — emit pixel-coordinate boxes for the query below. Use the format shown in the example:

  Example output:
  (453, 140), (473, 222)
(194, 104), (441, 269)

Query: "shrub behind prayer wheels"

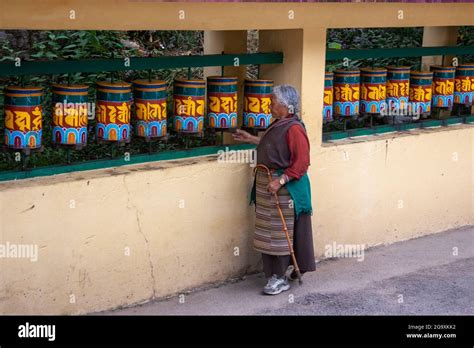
(243, 79), (273, 129)
(333, 69), (360, 118)
(4, 86), (43, 150)
(323, 72), (333, 122)
(207, 76), (238, 130)
(133, 79), (167, 139)
(52, 84), (88, 146)
(173, 79), (205, 134)
(96, 81), (132, 142)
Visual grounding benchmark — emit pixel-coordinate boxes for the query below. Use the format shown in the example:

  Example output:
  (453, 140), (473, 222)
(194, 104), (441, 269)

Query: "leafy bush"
(326, 27), (424, 70)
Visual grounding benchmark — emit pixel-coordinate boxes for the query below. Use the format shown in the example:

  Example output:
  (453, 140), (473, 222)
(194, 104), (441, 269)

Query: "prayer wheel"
(207, 76), (238, 129)
(430, 66), (455, 108)
(409, 71), (433, 116)
(333, 69), (360, 117)
(4, 86), (43, 150)
(173, 79), (205, 134)
(454, 63), (474, 106)
(52, 84), (88, 146)
(96, 81), (132, 142)
(360, 67), (387, 114)
(323, 72), (333, 122)
(243, 79), (273, 129)
(386, 66), (410, 110)
(133, 79), (167, 138)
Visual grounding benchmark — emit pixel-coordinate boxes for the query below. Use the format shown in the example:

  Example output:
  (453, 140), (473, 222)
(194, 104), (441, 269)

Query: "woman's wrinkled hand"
(232, 129), (252, 143)
(267, 178), (282, 194)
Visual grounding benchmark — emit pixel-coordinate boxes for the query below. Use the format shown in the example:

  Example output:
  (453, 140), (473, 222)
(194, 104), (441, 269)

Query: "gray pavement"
(102, 225), (474, 315)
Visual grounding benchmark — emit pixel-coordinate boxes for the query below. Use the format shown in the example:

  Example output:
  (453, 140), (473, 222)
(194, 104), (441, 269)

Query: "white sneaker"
(263, 276), (290, 295)
(263, 274), (279, 292)
(285, 265), (295, 280)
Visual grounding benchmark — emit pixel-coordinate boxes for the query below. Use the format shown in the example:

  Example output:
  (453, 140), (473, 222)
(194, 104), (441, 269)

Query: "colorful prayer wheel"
(173, 79), (205, 133)
(95, 81), (132, 142)
(360, 68), (387, 114)
(207, 76), (238, 129)
(52, 84), (88, 146)
(243, 79), (273, 129)
(333, 69), (360, 117)
(430, 66), (455, 108)
(454, 63), (474, 106)
(133, 79), (167, 138)
(323, 72), (333, 122)
(386, 66), (410, 110)
(4, 86), (43, 150)
(409, 71), (433, 116)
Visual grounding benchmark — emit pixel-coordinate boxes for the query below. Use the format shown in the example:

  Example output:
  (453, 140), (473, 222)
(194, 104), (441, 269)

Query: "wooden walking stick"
(254, 164), (303, 284)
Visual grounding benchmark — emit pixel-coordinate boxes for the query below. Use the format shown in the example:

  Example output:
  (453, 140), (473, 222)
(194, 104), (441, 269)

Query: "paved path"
(102, 225), (474, 315)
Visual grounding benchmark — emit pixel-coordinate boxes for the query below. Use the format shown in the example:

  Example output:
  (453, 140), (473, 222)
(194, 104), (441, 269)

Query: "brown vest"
(256, 116), (306, 170)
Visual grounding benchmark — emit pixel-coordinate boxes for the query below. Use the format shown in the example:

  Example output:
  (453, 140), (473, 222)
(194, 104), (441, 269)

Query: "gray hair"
(272, 84), (301, 118)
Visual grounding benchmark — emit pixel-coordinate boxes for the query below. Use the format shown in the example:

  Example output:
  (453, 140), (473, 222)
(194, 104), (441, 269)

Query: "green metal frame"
(323, 115), (474, 142)
(0, 143), (256, 182)
(0, 52), (283, 77)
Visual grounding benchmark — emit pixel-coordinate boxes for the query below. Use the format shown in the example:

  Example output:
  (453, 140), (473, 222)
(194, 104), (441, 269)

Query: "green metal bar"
(322, 131), (349, 141)
(322, 115), (474, 142)
(399, 122), (421, 131)
(373, 125), (397, 134)
(0, 143), (256, 182)
(421, 119), (443, 128)
(349, 128), (376, 137)
(445, 117), (464, 125)
(0, 52), (284, 77)
(326, 45), (474, 61)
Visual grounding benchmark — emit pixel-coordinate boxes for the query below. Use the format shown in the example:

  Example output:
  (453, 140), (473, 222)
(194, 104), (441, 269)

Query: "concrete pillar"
(259, 28), (327, 147)
(421, 26), (459, 69)
(301, 28), (327, 148)
(259, 29), (303, 91)
(203, 30), (248, 144)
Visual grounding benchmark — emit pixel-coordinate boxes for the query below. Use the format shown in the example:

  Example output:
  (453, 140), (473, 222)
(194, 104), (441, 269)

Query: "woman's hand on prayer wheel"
(232, 129), (252, 142)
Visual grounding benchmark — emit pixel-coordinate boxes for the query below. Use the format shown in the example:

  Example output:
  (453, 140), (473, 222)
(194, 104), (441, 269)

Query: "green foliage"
(327, 27), (424, 70)
(458, 26), (474, 62)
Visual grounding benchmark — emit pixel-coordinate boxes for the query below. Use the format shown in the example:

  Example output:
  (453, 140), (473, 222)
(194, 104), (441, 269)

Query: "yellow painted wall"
(0, 1), (473, 314)
(0, 158), (260, 314)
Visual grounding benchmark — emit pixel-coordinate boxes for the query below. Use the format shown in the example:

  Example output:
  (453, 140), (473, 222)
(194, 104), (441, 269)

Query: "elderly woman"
(233, 84), (316, 295)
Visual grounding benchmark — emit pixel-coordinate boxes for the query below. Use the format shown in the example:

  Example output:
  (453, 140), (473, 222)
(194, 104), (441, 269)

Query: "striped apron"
(254, 169), (294, 256)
